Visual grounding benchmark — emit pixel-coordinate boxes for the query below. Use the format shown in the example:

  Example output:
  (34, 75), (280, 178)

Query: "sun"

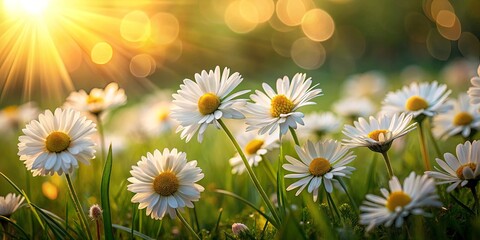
(4, 0), (50, 17)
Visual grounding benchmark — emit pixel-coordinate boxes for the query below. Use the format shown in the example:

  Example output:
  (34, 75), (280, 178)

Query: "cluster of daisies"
(1, 64), (480, 237)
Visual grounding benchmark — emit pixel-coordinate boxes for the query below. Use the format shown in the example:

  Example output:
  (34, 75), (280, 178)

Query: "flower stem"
(277, 133), (286, 220)
(380, 151), (394, 179)
(337, 178), (358, 213)
(218, 119), (281, 228)
(289, 127), (300, 146)
(95, 220), (101, 240)
(261, 156), (276, 185)
(417, 121), (431, 171)
(425, 119), (442, 158)
(1, 220), (8, 240)
(176, 210), (200, 240)
(65, 174), (92, 240)
(95, 115), (106, 163)
(471, 186), (479, 215)
(449, 193), (475, 215)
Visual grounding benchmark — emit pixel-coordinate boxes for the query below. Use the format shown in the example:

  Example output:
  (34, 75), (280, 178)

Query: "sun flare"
(4, 0), (50, 16)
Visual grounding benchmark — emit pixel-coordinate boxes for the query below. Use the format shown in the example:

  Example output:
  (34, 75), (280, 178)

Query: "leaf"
(0, 215), (29, 239)
(101, 144), (114, 240)
(112, 224), (155, 240)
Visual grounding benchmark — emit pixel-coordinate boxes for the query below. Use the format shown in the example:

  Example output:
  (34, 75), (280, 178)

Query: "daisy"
(342, 71), (387, 98)
(64, 82), (127, 116)
(171, 66), (249, 142)
(433, 94), (480, 140)
(381, 81), (451, 121)
(127, 148), (204, 220)
(245, 73), (322, 136)
(332, 97), (377, 120)
(229, 129), (278, 175)
(468, 65), (480, 105)
(360, 172), (442, 232)
(139, 91), (177, 137)
(342, 113), (416, 153)
(0, 193), (24, 218)
(426, 141), (480, 192)
(18, 108), (97, 176)
(296, 111), (342, 140)
(283, 140), (356, 202)
(0, 102), (39, 132)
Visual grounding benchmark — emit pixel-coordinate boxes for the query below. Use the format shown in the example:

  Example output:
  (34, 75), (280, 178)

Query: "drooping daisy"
(296, 111), (342, 140)
(229, 129), (279, 175)
(360, 172), (442, 232)
(0, 193), (24, 218)
(64, 82), (127, 116)
(18, 108), (97, 176)
(381, 81), (451, 121)
(245, 73), (322, 136)
(139, 91), (177, 137)
(283, 140), (356, 202)
(332, 97), (377, 120)
(433, 94), (480, 140)
(426, 141), (480, 192)
(127, 148), (204, 220)
(342, 113), (416, 153)
(468, 65), (480, 105)
(171, 66), (249, 142)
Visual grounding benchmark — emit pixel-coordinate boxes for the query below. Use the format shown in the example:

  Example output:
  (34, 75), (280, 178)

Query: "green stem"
(337, 178), (358, 212)
(192, 203), (200, 231)
(326, 191), (341, 221)
(95, 220), (101, 240)
(176, 210), (200, 240)
(261, 156), (276, 185)
(471, 186), (479, 215)
(95, 115), (106, 163)
(65, 174), (92, 240)
(380, 151), (394, 179)
(417, 121), (431, 171)
(277, 134), (286, 220)
(1, 221), (8, 240)
(449, 193), (475, 215)
(289, 127), (300, 146)
(218, 120), (281, 228)
(25, 170), (34, 237)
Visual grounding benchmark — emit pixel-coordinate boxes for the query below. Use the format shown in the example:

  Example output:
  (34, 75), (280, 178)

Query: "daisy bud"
(89, 204), (103, 221)
(231, 223), (249, 236)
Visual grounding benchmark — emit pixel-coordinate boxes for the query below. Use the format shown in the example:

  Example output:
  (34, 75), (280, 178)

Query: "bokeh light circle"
(120, 11), (151, 43)
(91, 42), (113, 65)
(301, 8), (335, 42)
(291, 37), (326, 70)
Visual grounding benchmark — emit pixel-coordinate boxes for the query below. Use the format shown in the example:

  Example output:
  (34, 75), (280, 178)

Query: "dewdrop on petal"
(89, 204), (103, 221)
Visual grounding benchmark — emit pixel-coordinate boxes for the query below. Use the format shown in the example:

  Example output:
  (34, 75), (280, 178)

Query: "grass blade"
(101, 144), (114, 240)
(112, 224), (155, 240)
(0, 215), (29, 239)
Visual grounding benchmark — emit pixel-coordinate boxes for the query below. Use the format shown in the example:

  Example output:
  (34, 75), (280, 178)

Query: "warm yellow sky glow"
(4, 0), (50, 16)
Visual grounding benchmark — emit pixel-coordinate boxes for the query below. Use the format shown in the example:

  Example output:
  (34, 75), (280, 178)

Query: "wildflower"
(342, 71), (387, 98)
(333, 97), (376, 120)
(468, 65), (480, 105)
(426, 141), (480, 192)
(245, 73), (322, 136)
(229, 130), (278, 175)
(0, 193), (24, 218)
(139, 91), (177, 136)
(360, 172), (441, 232)
(433, 94), (480, 140)
(18, 108), (97, 176)
(0, 102), (39, 132)
(231, 223), (249, 236)
(283, 140), (355, 201)
(381, 81), (451, 121)
(64, 82), (126, 116)
(296, 111), (342, 139)
(88, 204), (103, 221)
(342, 113), (416, 153)
(171, 66), (249, 142)
(127, 148), (204, 219)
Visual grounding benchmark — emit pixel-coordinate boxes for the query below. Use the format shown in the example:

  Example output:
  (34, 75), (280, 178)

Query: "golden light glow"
(301, 8), (335, 42)
(150, 13), (180, 45)
(291, 37), (326, 70)
(225, 0), (258, 33)
(130, 54), (156, 78)
(276, 0), (314, 27)
(120, 10), (151, 43)
(91, 42), (113, 65)
(4, 0), (49, 16)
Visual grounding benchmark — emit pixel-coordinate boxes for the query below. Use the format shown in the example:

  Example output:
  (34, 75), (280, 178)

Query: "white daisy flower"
(360, 172), (442, 232)
(0, 102), (39, 132)
(433, 94), (480, 140)
(0, 193), (24, 218)
(342, 71), (387, 98)
(139, 91), (177, 137)
(426, 141), (480, 192)
(381, 81), (451, 120)
(333, 97), (377, 120)
(229, 130), (279, 175)
(245, 73), (322, 136)
(297, 112), (342, 140)
(64, 82), (127, 115)
(468, 65), (480, 105)
(342, 113), (417, 153)
(127, 148), (204, 220)
(18, 108), (97, 176)
(283, 140), (356, 202)
(171, 66), (249, 142)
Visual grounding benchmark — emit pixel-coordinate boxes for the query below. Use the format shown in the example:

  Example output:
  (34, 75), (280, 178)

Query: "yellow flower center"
(197, 93), (220, 115)
(368, 129), (389, 142)
(245, 139), (264, 155)
(3, 105), (17, 116)
(87, 95), (104, 104)
(405, 95), (428, 111)
(270, 95), (294, 118)
(456, 163), (477, 180)
(158, 110), (169, 121)
(45, 131), (71, 153)
(308, 157), (332, 177)
(386, 191), (411, 212)
(153, 172), (179, 196)
(453, 112), (474, 126)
